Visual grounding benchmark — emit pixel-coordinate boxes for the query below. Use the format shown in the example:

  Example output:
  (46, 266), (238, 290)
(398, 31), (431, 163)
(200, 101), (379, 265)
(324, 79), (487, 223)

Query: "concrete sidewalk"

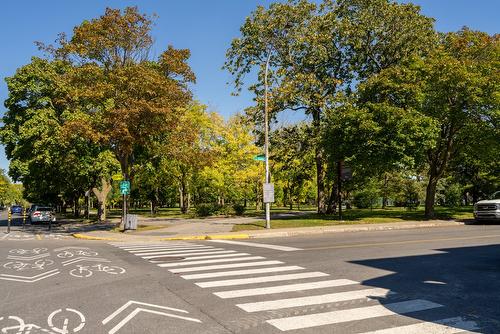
(73, 219), (466, 241)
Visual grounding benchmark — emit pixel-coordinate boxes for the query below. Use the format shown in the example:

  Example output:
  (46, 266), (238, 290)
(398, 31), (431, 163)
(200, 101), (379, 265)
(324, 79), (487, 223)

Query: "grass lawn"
(232, 206), (474, 231)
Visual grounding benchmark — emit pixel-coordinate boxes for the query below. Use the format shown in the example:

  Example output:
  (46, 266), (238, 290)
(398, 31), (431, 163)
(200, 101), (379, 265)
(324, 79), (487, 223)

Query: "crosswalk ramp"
(111, 242), (481, 333)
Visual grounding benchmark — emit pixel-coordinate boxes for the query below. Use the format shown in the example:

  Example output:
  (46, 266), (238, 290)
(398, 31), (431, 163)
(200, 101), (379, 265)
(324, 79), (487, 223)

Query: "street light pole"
(264, 52), (271, 229)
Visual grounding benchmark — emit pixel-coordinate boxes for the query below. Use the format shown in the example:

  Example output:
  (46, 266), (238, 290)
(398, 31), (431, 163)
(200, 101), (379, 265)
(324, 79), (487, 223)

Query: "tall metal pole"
(264, 53), (271, 229)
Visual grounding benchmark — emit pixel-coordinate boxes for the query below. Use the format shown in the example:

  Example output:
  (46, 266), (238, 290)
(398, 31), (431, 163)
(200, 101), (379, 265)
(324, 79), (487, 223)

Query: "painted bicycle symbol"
(56, 250), (98, 259)
(9, 248), (48, 255)
(0, 308), (85, 334)
(69, 264), (125, 278)
(3, 259), (54, 271)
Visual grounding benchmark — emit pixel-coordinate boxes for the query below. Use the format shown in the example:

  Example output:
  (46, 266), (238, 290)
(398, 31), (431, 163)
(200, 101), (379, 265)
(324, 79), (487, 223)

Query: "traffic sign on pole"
(263, 183), (275, 203)
(120, 181), (130, 195)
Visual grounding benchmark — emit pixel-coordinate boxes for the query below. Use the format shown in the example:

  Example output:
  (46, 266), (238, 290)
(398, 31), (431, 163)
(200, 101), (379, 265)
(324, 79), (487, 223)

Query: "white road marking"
(61, 257), (110, 266)
(102, 300), (201, 334)
(360, 316), (480, 334)
(1, 268), (59, 279)
(209, 240), (302, 251)
(47, 308), (85, 334)
(238, 288), (393, 312)
(158, 256), (265, 267)
(175, 253), (251, 260)
(102, 301), (189, 324)
(7, 253), (50, 261)
(132, 247), (218, 256)
(267, 299), (443, 331)
(0, 270), (60, 283)
(108, 308), (201, 334)
(144, 250), (232, 259)
(123, 244), (209, 250)
(169, 260), (284, 273)
(126, 246), (213, 253)
(196, 272), (329, 288)
(114, 243), (191, 248)
(182, 265), (304, 280)
(214, 279), (358, 298)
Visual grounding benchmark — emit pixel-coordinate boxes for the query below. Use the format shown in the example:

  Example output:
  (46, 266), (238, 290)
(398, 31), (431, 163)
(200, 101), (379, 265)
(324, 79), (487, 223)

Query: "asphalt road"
(1, 223), (499, 333)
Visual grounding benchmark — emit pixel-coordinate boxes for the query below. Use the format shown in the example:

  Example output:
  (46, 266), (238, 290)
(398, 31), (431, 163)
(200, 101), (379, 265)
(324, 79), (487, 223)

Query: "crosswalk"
(111, 242), (480, 333)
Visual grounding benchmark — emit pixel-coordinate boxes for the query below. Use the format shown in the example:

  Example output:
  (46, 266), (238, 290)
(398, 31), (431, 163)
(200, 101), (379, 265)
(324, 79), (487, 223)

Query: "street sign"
(263, 183), (275, 203)
(120, 181), (130, 195)
(112, 174), (123, 181)
(341, 166), (352, 181)
(253, 154), (266, 162)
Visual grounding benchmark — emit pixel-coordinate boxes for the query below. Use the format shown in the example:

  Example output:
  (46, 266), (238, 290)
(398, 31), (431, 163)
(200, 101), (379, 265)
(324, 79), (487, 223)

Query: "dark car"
(10, 205), (23, 215)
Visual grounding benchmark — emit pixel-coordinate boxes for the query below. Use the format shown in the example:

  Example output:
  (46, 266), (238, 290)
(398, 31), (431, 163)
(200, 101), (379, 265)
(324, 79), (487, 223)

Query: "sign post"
(338, 161), (353, 221)
(7, 208), (11, 234)
(120, 180), (131, 230)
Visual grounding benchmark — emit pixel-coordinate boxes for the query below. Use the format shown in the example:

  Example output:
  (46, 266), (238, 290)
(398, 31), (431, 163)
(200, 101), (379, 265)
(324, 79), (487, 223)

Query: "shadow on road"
(0, 216), (117, 235)
(351, 244), (500, 333)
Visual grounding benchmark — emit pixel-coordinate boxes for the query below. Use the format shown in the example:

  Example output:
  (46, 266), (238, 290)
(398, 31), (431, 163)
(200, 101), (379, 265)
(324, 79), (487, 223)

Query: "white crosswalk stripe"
(196, 272), (330, 288)
(142, 249), (230, 259)
(359, 316), (480, 334)
(182, 265), (304, 280)
(168, 260), (285, 273)
(267, 299), (443, 331)
(172, 253), (251, 260)
(157, 256), (265, 268)
(111, 242), (481, 333)
(128, 246), (216, 252)
(214, 278), (358, 298)
(237, 287), (393, 312)
(128, 246), (215, 253)
(142, 250), (235, 259)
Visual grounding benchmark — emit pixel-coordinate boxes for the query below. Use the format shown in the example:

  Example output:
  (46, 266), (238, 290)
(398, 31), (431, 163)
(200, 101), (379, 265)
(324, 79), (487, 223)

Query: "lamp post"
(264, 52), (271, 229)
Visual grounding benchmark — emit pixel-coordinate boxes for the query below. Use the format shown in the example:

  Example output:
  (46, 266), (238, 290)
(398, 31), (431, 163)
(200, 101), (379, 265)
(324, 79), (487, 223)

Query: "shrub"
(195, 203), (221, 217)
(353, 189), (380, 209)
(233, 203), (246, 216)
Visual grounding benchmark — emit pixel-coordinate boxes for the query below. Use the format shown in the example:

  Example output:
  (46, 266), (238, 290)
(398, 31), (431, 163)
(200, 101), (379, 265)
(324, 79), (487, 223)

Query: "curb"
(246, 222), (465, 239)
(72, 233), (120, 241)
(161, 234), (250, 241)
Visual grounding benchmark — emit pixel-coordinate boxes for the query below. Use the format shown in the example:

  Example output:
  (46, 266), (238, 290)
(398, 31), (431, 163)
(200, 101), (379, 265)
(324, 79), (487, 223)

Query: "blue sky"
(1, 0), (499, 173)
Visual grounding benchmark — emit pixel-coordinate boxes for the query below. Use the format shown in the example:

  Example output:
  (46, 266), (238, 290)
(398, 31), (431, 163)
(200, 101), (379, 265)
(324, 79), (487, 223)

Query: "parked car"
(10, 205), (23, 215)
(29, 207), (56, 224)
(474, 191), (500, 222)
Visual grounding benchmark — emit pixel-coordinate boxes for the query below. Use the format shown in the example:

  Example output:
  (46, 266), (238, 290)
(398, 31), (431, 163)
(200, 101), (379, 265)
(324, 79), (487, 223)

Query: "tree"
(43, 7), (195, 182)
(360, 28), (499, 218)
(271, 123), (315, 210)
(225, 0), (435, 213)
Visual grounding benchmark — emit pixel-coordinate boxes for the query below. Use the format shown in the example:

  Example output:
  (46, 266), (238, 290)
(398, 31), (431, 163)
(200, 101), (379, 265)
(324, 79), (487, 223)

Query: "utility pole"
(264, 52), (271, 229)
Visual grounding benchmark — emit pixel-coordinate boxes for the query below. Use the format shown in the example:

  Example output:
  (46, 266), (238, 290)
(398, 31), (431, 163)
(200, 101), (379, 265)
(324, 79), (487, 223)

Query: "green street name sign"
(120, 180), (130, 195)
(253, 154), (265, 162)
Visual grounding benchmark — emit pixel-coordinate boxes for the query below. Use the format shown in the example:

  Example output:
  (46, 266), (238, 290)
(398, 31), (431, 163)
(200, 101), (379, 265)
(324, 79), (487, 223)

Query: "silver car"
(474, 192), (500, 222)
(29, 206), (56, 224)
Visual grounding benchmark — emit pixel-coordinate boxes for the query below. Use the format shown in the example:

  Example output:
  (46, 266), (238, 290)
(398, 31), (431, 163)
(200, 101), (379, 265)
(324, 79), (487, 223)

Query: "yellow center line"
(303, 234), (500, 251)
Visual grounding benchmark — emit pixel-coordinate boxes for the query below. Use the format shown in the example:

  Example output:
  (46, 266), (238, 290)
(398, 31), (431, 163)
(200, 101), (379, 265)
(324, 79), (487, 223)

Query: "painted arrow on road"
(0, 269), (60, 283)
(102, 301), (201, 334)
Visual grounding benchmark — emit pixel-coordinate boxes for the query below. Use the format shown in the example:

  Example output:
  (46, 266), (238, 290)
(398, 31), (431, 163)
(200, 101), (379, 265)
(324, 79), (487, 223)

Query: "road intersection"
(1, 224), (499, 333)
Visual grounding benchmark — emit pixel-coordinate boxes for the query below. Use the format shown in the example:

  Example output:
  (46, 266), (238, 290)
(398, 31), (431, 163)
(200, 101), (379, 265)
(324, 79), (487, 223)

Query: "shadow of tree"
(351, 244), (500, 333)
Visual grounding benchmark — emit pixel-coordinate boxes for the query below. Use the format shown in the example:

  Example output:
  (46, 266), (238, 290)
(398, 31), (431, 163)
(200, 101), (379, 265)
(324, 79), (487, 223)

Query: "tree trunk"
(382, 173), (389, 209)
(425, 175), (439, 219)
(179, 176), (189, 214)
(92, 177), (112, 223)
(316, 147), (327, 214)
